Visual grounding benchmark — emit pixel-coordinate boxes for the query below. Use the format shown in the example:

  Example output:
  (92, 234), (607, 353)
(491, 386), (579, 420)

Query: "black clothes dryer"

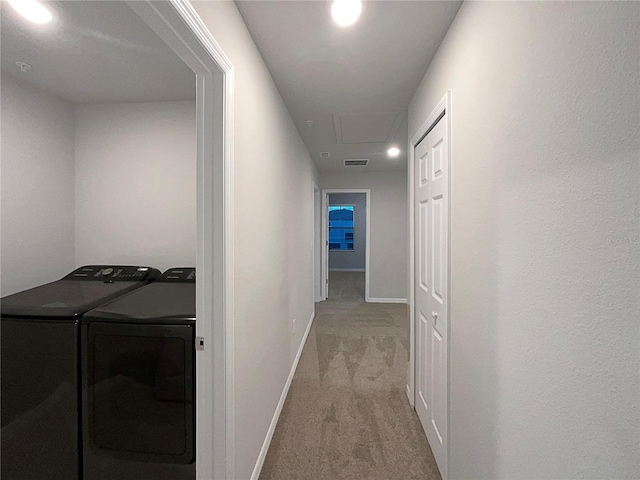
(1, 265), (160, 480)
(81, 267), (196, 480)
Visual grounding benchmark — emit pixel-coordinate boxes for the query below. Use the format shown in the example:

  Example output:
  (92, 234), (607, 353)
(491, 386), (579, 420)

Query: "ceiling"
(236, 1), (462, 173)
(1, 0), (460, 169)
(0, 0), (194, 104)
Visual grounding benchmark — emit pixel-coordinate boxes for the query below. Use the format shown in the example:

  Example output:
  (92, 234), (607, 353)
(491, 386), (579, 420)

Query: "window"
(328, 205), (354, 251)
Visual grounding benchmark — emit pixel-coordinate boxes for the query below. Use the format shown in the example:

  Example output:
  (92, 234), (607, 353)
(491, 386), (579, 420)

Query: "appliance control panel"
(158, 268), (196, 283)
(63, 265), (160, 282)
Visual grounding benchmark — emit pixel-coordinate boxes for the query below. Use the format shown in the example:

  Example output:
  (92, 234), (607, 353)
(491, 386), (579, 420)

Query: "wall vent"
(344, 159), (369, 167)
(319, 152), (331, 158)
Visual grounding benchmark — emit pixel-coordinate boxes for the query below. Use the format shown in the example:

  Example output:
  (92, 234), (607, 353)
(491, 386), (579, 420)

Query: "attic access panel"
(333, 112), (405, 145)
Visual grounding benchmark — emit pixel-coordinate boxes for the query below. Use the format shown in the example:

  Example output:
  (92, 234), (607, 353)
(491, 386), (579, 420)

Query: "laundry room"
(1, 2), (198, 479)
(1, 1), (197, 297)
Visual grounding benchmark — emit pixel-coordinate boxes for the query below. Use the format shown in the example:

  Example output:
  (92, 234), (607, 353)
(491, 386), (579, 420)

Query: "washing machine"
(1, 265), (161, 480)
(81, 267), (196, 480)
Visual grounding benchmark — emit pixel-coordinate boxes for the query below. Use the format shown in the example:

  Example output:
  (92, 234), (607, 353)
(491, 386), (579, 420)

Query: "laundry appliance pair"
(1, 265), (196, 480)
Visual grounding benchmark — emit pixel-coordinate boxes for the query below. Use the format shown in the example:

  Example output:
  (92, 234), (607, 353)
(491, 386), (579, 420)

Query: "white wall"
(328, 193), (366, 271)
(321, 171), (407, 301)
(74, 101), (196, 272)
(408, 2), (639, 479)
(0, 88), (195, 293)
(1, 74), (76, 297)
(190, 2), (319, 478)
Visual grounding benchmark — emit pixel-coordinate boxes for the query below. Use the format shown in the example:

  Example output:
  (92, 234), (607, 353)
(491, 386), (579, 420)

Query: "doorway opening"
(130, 1), (235, 478)
(321, 189), (371, 302)
(314, 184), (322, 303)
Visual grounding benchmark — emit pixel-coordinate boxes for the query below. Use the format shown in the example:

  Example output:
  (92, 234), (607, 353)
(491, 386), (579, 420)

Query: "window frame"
(328, 204), (355, 252)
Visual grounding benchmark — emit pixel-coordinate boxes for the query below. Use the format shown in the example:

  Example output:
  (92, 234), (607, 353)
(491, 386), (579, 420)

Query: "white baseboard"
(250, 310), (315, 480)
(328, 268), (366, 272)
(406, 383), (414, 407)
(368, 297), (408, 304)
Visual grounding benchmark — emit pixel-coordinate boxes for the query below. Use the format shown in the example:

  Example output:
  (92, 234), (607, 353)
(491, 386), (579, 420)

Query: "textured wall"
(74, 101), (196, 272)
(1, 74), (76, 296)
(409, 2), (639, 478)
(321, 170), (408, 300)
(328, 193), (366, 271)
(190, 2), (319, 478)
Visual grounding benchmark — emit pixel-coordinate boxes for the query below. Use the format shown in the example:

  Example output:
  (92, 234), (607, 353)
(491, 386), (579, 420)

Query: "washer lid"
(1, 280), (144, 320)
(1, 265), (160, 320)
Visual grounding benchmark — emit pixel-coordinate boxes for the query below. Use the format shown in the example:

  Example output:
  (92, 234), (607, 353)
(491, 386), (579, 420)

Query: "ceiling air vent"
(319, 152), (331, 158)
(344, 159), (369, 167)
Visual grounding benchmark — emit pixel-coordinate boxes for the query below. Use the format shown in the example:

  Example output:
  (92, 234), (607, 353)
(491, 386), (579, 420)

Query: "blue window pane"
(328, 205), (354, 251)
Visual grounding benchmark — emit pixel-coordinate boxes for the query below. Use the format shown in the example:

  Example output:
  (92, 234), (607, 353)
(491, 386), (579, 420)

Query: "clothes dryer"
(81, 267), (196, 480)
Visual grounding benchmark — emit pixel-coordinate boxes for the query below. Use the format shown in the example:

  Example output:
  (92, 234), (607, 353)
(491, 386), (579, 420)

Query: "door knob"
(432, 311), (438, 319)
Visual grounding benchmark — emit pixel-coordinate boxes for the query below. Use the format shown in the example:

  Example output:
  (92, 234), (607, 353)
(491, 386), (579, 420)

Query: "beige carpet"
(259, 272), (441, 480)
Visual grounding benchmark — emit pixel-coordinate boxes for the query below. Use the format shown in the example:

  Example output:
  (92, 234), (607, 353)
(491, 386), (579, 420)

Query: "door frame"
(313, 183), (322, 303)
(321, 189), (371, 301)
(407, 92), (451, 476)
(127, 2), (234, 478)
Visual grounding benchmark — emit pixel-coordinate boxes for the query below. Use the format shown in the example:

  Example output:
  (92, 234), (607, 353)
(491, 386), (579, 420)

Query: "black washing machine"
(81, 267), (196, 480)
(1, 265), (160, 480)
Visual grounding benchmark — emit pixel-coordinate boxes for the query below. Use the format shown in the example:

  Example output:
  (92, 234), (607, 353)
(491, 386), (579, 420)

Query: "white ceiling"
(0, 0), (194, 104)
(236, 0), (462, 172)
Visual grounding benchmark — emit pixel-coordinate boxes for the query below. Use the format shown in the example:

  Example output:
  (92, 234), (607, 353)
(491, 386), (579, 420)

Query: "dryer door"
(84, 322), (195, 465)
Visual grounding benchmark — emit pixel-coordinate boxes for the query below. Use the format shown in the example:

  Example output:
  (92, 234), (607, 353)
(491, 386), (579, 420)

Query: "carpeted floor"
(259, 272), (441, 480)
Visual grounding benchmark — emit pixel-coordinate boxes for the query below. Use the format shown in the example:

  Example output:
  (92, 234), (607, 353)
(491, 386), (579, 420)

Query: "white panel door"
(414, 113), (448, 477)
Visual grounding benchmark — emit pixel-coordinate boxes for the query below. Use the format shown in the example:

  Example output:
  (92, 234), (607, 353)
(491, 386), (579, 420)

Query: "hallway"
(259, 272), (441, 480)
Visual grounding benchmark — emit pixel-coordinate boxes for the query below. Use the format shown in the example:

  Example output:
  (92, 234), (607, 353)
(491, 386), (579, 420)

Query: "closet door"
(414, 113), (449, 477)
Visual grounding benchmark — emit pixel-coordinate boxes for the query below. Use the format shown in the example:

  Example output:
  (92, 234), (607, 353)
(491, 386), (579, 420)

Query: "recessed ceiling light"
(331, 0), (362, 27)
(387, 146), (400, 158)
(8, 0), (53, 24)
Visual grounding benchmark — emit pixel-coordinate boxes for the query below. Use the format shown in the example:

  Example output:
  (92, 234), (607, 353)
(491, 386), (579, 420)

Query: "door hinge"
(196, 336), (205, 351)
